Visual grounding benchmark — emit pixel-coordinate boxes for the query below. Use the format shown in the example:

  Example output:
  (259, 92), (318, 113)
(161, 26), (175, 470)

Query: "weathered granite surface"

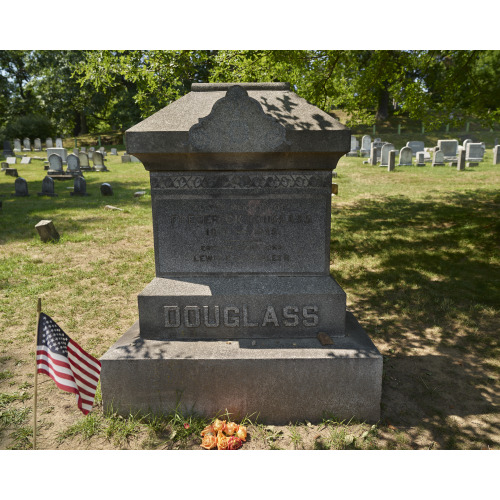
(101, 311), (382, 424)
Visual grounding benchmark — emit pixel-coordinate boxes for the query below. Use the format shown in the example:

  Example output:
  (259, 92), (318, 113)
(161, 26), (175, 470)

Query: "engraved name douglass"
(164, 305), (319, 328)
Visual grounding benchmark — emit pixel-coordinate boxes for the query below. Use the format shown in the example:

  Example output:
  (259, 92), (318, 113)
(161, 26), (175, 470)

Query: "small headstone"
(463, 139), (472, 149)
(66, 153), (83, 176)
(416, 151), (426, 166)
(457, 148), (466, 171)
(73, 148), (79, 155)
(130, 155), (140, 163)
(134, 190), (146, 197)
(360, 135), (371, 156)
(100, 182), (113, 195)
(369, 143), (377, 165)
(346, 136), (359, 157)
(121, 154), (131, 163)
(398, 146), (413, 166)
(110, 148), (118, 155)
(5, 168), (18, 177)
(493, 145), (500, 165)
(89, 146), (95, 152)
(38, 176), (58, 196)
(20, 157), (31, 164)
(34, 138), (42, 151)
(15, 177), (29, 196)
(55, 138), (63, 148)
(432, 150), (445, 166)
(93, 151), (109, 171)
(78, 152), (92, 171)
(99, 147), (106, 156)
(437, 139), (458, 160)
(387, 150), (395, 171)
(46, 147), (68, 162)
(71, 176), (89, 196)
(35, 219), (60, 242)
(465, 143), (484, 162)
(23, 137), (31, 151)
(46, 138), (53, 148)
(1, 162), (8, 170)
(80, 146), (87, 153)
(13, 139), (22, 152)
(48, 153), (64, 173)
(406, 141), (425, 156)
(3, 140), (14, 157)
(380, 143), (395, 167)
(6, 157), (17, 165)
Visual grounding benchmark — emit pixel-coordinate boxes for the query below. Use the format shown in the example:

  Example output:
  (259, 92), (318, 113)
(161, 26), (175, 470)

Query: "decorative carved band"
(150, 172), (331, 190)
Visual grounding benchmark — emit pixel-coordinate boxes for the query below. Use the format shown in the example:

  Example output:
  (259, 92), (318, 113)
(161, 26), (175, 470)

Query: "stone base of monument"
(100, 311), (382, 424)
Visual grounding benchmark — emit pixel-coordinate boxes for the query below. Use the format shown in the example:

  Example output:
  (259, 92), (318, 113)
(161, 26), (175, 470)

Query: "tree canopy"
(1, 50), (499, 139)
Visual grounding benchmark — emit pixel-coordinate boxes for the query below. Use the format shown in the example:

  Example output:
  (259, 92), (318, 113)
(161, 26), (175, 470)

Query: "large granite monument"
(100, 82), (382, 423)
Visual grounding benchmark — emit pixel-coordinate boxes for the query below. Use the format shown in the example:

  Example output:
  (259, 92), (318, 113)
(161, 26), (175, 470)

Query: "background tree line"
(1, 50), (499, 140)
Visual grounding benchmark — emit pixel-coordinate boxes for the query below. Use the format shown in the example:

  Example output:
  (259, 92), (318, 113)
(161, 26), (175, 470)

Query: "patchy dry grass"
(0, 148), (499, 451)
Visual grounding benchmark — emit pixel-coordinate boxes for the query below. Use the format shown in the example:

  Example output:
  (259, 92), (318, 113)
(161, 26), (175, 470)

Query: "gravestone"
(360, 135), (371, 156)
(406, 140), (425, 157)
(80, 146), (87, 153)
(369, 143), (377, 165)
(111, 148), (118, 155)
(494, 145), (500, 165)
(380, 143), (395, 166)
(35, 220), (60, 242)
(416, 151), (426, 166)
(66, 153), (83, 176)
(46, 147), (68, 162)
(55, 138), (63, 148)
(71, 176), (89, 196)
(432, 149), (445, 166)
(20, 157), (31, 164)
(93, 151), (109, 171)
(13, 139), (22, 152)
(100, 182), (113, 195)
(3, 140), (14, 157)
(34, 138), (42, 151)
(1, 162), (8, 171)
(73, 148), (79, 155)
(78, 152), (92, 171)
(23, 137), (31, 151)
(387, 150), (395, 171)
(38, 175), (58, 196)
(466, 143), (484, 165)
(46, 138), (53, 148)
(346, 136), (359, 157)
(121, 154), (131, 163)
(5, 168), (18, 177)
(47, 153), (64, 174)
(15, 177), (29, 196)
(398, 146), (413, 166)
(457, 148), (466, 171)
(463, 139), (472, 150)
(100, 82), (382, 424)
(130, 155), (141, 162)
(99, 147), (106, 156)
(437, 139), (458, 160)
(6, 157), (17, 165)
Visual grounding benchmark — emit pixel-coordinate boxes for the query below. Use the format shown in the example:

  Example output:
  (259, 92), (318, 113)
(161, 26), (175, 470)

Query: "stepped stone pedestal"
(100, 82), (382, 423)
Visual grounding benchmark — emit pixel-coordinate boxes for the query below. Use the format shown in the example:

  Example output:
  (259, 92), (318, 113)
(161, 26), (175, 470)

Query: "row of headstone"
(47, 152), (108, 175)
(33, 176), (115, 197)
(12, 137), (63, 152)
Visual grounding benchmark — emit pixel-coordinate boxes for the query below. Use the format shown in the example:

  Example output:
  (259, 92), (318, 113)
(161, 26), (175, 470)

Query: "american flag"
(36, 313), (101, 415)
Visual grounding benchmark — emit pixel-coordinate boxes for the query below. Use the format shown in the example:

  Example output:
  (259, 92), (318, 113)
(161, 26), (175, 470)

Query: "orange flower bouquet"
(201, 420), (248, 450)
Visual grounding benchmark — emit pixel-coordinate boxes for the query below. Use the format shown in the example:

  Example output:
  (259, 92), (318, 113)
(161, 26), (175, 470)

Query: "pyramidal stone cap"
(126, 82), (350, 171)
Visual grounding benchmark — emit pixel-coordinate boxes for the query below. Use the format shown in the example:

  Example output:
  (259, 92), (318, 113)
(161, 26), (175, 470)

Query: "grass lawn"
(0, 147), (498, 450)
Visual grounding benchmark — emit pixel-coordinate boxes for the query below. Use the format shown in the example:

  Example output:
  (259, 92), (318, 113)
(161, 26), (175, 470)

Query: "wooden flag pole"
(33, 298), (41, 450)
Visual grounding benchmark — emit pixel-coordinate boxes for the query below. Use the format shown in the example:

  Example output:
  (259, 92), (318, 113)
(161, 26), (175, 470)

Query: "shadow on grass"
(331, 189), (500, 448)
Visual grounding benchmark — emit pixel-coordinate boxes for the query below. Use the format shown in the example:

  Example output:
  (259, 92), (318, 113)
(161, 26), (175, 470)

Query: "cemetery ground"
(0, 147), (498, 451)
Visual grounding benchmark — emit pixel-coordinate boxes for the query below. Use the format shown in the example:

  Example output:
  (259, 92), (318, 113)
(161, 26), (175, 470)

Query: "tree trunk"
(375, 84), (390, 122)
(79, 111), (88, 135)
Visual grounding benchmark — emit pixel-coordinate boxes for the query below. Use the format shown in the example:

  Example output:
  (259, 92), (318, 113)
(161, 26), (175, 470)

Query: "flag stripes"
(36, 313), (101, 415)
